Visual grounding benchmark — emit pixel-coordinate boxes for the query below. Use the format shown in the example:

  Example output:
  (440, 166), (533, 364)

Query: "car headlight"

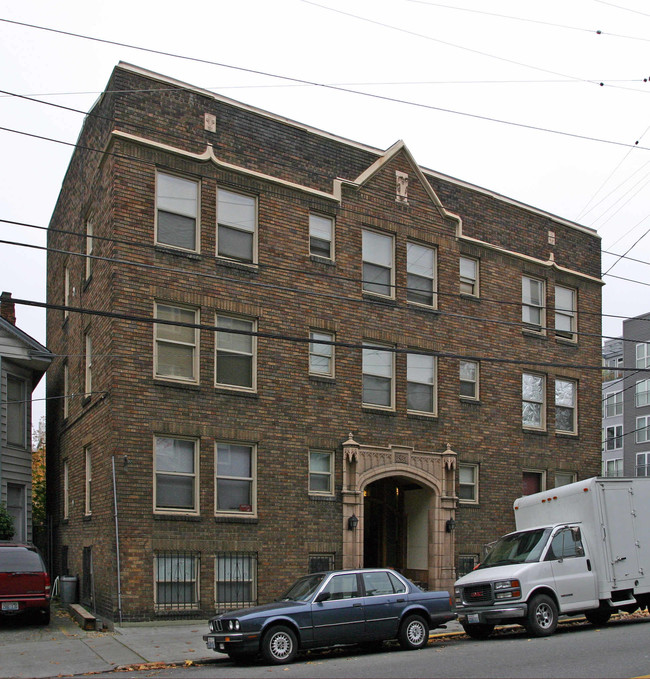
(495, 579), (519, 590)
(227, 619), (241, 631)
(209, 620), (216, 633)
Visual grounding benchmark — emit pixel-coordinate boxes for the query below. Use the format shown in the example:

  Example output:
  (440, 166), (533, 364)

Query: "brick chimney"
(0, 291), (16, 325)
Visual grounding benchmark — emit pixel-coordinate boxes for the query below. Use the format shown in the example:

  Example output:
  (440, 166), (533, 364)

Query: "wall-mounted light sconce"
(348, 514), (359, 531)
(446, 518), (456, 533)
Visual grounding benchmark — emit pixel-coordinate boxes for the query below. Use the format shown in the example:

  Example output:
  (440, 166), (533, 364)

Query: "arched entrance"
(363, 477), (432, 586)
(341, 435), (457, 591)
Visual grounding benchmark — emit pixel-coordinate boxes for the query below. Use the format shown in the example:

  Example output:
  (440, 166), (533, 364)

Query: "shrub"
(0, 502), (15, 540)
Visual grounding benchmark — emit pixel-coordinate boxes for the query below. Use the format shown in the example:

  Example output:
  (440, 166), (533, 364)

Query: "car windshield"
(280, 573), (326, 601)
(477, 528), (552, 569)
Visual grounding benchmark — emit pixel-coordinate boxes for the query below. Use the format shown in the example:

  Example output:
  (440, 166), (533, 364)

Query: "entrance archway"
(342, 435), (457, 591)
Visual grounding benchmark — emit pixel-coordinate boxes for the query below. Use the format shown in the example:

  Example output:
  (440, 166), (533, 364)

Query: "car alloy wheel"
(399, 614), (429, 650)
(262, 625), (297, 664)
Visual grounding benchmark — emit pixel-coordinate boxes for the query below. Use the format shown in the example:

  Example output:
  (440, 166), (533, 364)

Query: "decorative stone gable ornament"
(343, 433), (359, 464)
(396, 171), (409, 204)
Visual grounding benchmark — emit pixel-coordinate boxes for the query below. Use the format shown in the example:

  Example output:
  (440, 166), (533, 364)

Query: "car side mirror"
(315, 591), (331, 603)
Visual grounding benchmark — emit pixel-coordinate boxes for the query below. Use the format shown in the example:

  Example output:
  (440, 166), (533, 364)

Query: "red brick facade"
(46, 63), (602, 621)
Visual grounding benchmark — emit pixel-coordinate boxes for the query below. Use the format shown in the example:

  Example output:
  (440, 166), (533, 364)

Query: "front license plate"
(2, 602), (19, 611)
(206, 637), (215, 650)
(467, 614), (480, 624)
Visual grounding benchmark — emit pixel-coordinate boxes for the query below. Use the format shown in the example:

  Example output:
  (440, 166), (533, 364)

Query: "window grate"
(215, 552), (258, 613)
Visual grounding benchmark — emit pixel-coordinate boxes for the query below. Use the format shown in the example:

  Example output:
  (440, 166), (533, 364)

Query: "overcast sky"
(2, 0), (650, 425)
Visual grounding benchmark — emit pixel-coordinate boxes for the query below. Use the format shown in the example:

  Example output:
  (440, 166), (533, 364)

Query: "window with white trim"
(636, 452), (650, 477)
(555, 471), (576, 486)
(604, 425), (623, 450)
(522, 470), (545, 495)
(636, 343), (650, 369)
(604, 458), (623, 477)
(85, 217), (94, 280)
(362, 343), (394, 408)
(459, 256), (478, 296)
(522, 276), (545, 331)
(63, 459), (69, 520)
(84, 445), (92, 516)
(636, 416), (650, 444)
(64, 265), (70, 320)
(63, 362), (69, 419)
(603, 391), (622, 418)
(309, 450), (334, 495)
(555, 378), (577, 434)
(155, 552), (199, 611)
(215, 315), (256, 390)
(84, 332), (92, 398)
(154, 437), (198, 513)
(217, 188), (256, 263)
(215, 442), (255, 514)
(215, 553), (257, 610)
(458, 464), (478, 503)
(636, 379), (650, 407)
(362, 230), (393, 297)
(555, 285), (576, 340)
(309, 331), (334, 377)
(154, 303), (199, 382)
(309, 214), (334, 259)
(156, 172), (199, 252)
(407, 353), (436, 414)
(522, 373), (545, 429)
(406, 242), (436, 307)
(7, 376), (26, 448)
(460, 360), (479, 400)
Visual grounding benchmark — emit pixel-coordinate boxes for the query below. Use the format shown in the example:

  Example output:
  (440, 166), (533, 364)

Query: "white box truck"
(454, 477), (650, 638)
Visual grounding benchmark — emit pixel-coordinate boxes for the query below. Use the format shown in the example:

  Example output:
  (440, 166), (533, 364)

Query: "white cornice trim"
(110, 129), (602, 284)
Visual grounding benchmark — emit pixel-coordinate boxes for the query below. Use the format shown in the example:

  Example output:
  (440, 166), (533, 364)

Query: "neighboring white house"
(0, 292), (52, 542)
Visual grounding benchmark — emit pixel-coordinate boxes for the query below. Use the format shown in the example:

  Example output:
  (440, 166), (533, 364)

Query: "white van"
(454, 477), (650, 638)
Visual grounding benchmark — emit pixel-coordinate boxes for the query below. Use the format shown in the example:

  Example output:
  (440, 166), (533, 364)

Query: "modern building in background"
(602, 313), (650, 478)
(0, 292), (52, 542)
(46, 63), (602, 621)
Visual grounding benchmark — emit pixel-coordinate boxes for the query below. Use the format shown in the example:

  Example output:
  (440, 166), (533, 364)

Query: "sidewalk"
(0, 603), (465, 679)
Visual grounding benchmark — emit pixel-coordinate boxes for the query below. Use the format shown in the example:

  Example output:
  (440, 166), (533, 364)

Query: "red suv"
(0, 543), (51, 624)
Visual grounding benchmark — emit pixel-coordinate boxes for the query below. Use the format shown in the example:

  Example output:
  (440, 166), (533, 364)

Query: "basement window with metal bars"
(154, 552), (200, 612)
(215, 552), (257, 612)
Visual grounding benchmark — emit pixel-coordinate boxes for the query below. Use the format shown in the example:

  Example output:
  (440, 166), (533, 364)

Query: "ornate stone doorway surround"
(341, 434), (457, 591)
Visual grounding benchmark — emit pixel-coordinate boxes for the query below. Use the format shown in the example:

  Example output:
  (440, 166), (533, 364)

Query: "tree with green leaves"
(0, 502), (14, 540)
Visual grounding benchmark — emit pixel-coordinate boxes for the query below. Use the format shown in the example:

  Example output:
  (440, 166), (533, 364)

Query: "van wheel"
(398, 614), (429, 650)
(525, 594), (558, 637)
(461, 623), (495, 639)
(585, 608), (611, 626)
(261, 625), (297, 664)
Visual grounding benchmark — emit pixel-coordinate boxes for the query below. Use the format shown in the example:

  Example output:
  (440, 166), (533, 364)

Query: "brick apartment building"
(46, 62), (602, 621)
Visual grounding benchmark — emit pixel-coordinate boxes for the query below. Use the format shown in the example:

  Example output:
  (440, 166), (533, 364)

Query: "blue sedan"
(203, 568), (455, 664)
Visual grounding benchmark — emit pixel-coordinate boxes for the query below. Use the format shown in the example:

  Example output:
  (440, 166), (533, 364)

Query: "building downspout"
(111, 455), (123, 625)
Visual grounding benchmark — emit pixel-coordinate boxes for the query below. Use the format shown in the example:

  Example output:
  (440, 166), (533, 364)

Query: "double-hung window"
(555, 286), (576, 341)
(555, 378), (577, 434)
(64, 265), (71, 320)
(407, 353), (436, 414)
(459, 257), (478, 296)
(85, 218), (94, 280)
(362, 343), (394, 408)
(63, 363), (69, 419)
(636, 379), (650, 407)
(309, 214), (334, 259)
(215, 315), (256, 390)
(309, 331), (334, 377)
(215, 553), (257, 610)
(309, 450), (334, 495)
(636, 416), (650, 444)
(605, 458), (623, 477)
(154, 303), (199, 382)
(84, 332), (92, 398)
(7, 376), (26, 447)
(215, 442), (255, 514)
(362, 230), (393, 297)
(603, 391), (623, 418)
(458, 464), (478, 503)
(637, 343), (650, 369)
(156, 172), (199, 252)
(460, 360), (479, 399)
(217, 188), (256, 263)
(636, 452), (650, 477)
(522, 372), (545, 429)
(154, 437), (198, 513)
(63, 459), (69, 520)
(522, 276), (545, 331)
(604, 425), (623, 451)
(155, 553), (199, 611)
(406, 243), (436, 307)
(84, 445), (92, 516)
